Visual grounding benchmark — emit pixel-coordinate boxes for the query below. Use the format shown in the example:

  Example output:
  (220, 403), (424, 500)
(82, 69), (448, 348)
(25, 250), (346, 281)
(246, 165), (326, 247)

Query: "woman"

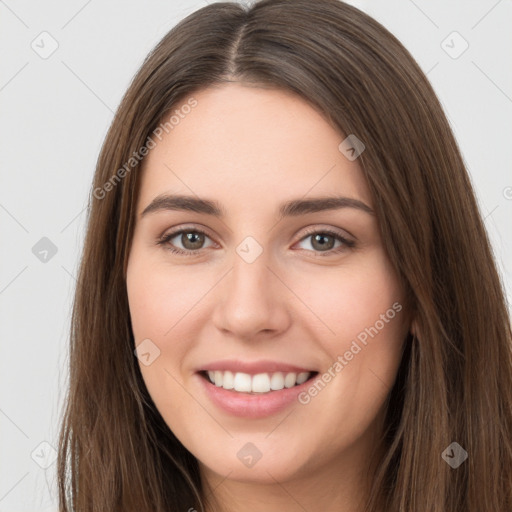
(57, 0), (512, 510)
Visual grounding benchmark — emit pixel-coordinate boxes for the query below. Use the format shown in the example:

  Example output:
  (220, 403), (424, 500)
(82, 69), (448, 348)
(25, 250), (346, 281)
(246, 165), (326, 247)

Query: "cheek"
(291, 251), (404, 347)
(293, 250), (407, 406)
(126, 254), (201, 418)
(290, 255), (406, 449)
(126, 254), (206, 343)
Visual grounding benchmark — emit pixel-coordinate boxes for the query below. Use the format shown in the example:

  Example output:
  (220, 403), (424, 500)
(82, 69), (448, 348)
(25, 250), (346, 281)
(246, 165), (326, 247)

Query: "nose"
(211, 250), (292, 340)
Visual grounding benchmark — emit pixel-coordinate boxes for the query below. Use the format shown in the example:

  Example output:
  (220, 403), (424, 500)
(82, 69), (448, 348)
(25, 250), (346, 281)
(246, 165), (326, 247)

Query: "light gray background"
(1, 0), (511, 510)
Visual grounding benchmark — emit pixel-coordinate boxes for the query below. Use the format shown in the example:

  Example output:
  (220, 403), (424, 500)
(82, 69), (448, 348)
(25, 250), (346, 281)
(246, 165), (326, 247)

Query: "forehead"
(137, 83), (372, 214)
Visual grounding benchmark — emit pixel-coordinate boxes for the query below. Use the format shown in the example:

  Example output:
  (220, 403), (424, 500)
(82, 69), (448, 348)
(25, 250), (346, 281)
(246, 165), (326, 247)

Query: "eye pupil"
(312, 233), (334, 251)
(183, 231), (204, 249)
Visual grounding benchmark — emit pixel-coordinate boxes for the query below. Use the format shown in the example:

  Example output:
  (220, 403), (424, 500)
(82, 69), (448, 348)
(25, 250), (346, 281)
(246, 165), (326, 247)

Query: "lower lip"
(196, 373), (315, 418)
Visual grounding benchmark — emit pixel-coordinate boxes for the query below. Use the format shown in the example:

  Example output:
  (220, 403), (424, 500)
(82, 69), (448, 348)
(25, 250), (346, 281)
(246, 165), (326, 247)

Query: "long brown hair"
(57, 0), (512, 510)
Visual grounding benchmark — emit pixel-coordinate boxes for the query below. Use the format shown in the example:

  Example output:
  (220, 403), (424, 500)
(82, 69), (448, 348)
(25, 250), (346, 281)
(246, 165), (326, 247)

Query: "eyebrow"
(140, 194), (374, 219)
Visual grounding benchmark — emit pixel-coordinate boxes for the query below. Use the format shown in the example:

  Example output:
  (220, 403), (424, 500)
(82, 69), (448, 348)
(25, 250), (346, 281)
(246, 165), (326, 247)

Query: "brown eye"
(295, 228), (355, 256)
(157, 228), (215, 256)
(179, 231), (206, 250)
(310, 233), (336, 251)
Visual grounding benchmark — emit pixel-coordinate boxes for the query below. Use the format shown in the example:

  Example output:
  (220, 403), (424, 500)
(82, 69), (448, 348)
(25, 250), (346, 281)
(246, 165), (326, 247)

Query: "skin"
(126, 83), (410, 512)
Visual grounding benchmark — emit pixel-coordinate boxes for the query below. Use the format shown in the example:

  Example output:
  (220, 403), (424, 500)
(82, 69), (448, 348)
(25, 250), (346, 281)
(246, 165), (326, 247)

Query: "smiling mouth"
(199, 370), (319, 394)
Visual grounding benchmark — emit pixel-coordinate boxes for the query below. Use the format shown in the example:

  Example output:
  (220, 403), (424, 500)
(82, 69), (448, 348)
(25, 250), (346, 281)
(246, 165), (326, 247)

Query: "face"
(126, 83), (409, 491)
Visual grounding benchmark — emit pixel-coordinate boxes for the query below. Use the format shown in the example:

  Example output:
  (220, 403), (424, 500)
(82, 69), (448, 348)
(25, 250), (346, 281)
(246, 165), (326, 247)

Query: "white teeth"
(284, 373), (297, 388)
(222, 370), (234, 389)
(205, 370), (312, 393)
(233, 372), (252, 392)
(270, 372), (284, 390)
(252, 373), (271, 393)
(296, 372), (309, 385)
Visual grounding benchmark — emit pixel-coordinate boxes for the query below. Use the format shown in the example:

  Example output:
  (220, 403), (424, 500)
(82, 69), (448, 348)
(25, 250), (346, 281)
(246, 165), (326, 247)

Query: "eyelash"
(156, 225), (356, 258)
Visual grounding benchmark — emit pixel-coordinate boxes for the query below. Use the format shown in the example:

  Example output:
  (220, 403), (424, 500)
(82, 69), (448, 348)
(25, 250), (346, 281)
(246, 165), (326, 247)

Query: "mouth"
(195, 360), (320, 417)
(198, 369), (319, 394)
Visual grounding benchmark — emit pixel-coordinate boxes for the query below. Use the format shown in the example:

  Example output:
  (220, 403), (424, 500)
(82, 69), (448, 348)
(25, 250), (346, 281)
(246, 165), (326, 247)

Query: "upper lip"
(197, 359), (316, 375)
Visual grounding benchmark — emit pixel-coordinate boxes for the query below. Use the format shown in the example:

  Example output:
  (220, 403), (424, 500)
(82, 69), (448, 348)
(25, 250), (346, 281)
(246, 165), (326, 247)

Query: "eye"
(156, 225), (355, 257)
(294, 227), (355, 256)
(156, 227), (215, 256)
